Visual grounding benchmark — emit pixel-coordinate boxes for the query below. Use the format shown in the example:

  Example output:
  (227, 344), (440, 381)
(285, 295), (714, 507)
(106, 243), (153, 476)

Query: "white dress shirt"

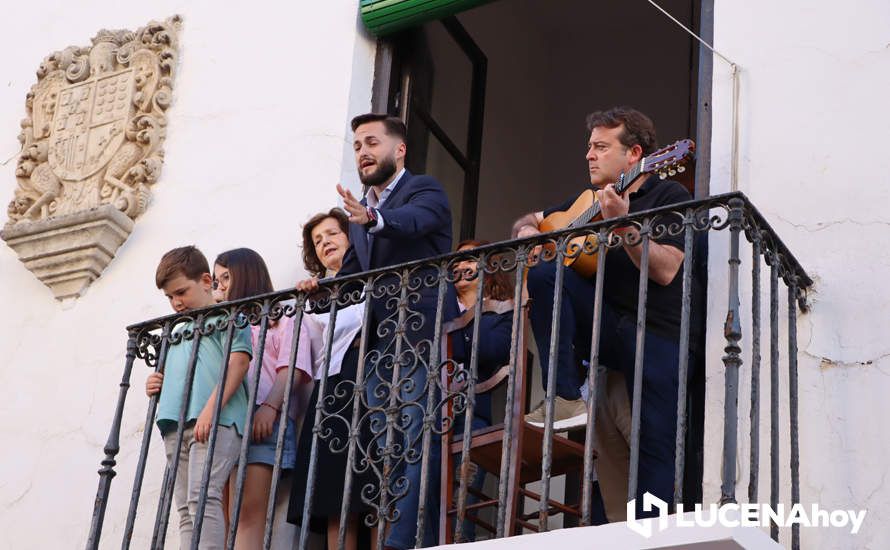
(364, 168), (406, 233)
(304, 304), (364, 379)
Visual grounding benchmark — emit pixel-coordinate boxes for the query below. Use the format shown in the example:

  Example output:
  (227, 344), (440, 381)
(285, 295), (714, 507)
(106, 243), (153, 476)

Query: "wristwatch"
(364, 206), (378, 230)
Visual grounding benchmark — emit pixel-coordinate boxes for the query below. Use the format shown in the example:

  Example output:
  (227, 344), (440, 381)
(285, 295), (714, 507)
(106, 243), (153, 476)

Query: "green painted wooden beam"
(360, 0), (497, 36)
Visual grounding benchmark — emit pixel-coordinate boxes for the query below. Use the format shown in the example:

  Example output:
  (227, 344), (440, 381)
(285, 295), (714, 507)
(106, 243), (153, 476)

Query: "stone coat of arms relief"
(1, 15), (181, 300)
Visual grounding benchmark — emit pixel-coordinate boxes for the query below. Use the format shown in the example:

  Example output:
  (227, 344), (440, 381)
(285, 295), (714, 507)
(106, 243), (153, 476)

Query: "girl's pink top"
(249, 315), (312, 419)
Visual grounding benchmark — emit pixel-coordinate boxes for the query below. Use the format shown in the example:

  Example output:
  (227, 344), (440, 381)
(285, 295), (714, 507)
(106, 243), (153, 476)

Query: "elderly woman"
(447, 238), (515, 541)
(288, 208), (373, 550)
(449, 239), (514, 426)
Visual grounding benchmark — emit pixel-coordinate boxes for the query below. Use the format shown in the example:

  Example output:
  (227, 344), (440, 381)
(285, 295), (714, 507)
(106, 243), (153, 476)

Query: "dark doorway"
(373, 0), (709, 521)
(380, 0), (705, 241)
(376, 17), (486, 242)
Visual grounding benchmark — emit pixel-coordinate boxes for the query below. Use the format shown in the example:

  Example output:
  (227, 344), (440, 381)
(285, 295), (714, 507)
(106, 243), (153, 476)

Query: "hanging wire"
(645, 0), (741, 192)
(730, 63), (739, 193)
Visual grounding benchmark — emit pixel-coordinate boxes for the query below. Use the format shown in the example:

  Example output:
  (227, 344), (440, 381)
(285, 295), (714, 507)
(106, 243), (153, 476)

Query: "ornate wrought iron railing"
(86, 191), (811, 549)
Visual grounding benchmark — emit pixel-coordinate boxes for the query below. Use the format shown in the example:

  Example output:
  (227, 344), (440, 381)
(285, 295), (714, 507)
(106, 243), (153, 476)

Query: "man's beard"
(359, 155), (398, 187)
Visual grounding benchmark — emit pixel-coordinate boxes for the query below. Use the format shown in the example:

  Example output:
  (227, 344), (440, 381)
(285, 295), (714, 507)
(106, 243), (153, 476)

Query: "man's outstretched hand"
(337, 183), (370, 225)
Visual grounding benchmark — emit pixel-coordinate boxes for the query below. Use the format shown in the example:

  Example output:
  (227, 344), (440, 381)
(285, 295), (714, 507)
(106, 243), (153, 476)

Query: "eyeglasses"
(212, 272), (229, 291)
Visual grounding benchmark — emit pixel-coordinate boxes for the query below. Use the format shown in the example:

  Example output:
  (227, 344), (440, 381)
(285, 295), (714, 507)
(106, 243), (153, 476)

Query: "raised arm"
(337, 177), (450, 240)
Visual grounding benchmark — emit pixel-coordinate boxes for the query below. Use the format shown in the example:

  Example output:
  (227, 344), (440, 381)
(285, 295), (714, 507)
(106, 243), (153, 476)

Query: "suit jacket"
(340, 170), (452, 274)
(448, 301), (514, 423)
(338, 170), (458, 330)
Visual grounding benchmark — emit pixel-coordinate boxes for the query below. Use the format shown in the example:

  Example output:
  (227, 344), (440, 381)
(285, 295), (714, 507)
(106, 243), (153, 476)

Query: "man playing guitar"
(511, 106), (693, 519)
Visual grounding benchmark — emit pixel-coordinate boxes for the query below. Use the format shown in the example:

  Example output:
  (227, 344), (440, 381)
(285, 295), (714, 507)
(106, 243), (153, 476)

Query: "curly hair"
(301, 208), (349, 277)
(586, 106), (658, 156)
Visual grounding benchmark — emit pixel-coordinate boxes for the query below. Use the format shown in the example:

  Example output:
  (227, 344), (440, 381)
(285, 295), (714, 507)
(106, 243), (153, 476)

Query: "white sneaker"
(524, 397), (588, 431)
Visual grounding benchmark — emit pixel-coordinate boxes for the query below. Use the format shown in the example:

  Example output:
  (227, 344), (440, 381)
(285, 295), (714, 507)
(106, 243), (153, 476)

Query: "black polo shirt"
(542, 175), (692, 341)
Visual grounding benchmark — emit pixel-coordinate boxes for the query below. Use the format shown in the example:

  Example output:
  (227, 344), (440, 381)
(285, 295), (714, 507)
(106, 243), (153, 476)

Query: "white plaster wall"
(0, 1), (375, 548)
(4, 1), (890, 548)
(705, 1), (890, 548)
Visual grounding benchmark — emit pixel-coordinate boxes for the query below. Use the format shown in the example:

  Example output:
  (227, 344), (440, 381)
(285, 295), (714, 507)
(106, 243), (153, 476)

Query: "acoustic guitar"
(538, 139), (695, 278)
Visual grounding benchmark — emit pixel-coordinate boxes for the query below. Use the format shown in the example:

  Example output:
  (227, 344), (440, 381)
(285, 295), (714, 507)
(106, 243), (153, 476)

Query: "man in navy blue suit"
(336, 113), (453, 549)
(336, 114), (451, 283)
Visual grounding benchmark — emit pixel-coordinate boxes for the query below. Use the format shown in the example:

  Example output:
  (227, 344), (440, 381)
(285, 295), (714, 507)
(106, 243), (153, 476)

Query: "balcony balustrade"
(86, 192), (811, 550)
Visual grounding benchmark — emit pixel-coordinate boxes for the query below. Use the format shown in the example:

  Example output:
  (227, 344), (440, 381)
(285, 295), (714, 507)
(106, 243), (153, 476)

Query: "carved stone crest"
(2, 16), (181, 300)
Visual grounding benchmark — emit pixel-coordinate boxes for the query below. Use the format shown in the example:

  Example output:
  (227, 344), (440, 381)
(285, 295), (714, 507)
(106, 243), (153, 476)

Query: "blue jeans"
(365, 307), (441, 549)
(527, 260), (680, 511)
(527, 261), (596, 401)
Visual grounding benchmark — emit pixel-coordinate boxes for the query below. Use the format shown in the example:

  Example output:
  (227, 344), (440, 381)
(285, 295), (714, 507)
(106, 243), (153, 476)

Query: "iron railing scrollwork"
(87, 192), (810, 549)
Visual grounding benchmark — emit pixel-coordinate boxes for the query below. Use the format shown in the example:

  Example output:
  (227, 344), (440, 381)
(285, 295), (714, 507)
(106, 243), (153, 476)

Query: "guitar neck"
(570, 160), (645, 228)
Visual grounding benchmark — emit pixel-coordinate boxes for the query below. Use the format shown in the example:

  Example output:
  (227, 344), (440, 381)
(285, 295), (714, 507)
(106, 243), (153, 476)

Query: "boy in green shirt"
(145, 246), (252, 549)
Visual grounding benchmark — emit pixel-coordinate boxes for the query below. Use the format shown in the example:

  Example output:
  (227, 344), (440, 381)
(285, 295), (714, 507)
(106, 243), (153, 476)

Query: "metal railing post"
(720, 197), (744, 505)
(673, 210), (696, 507)
(581, 231), (608, 525)
(495, 247), (529, 537)
(787, 279), (801, 550)
(769, 257), (780, 541)
(628, 220), (652, 503)
(86, 331), (138, 550)
(416, 264), (450, 545)
(748, 235), (762, 504)
(122, 323), (173, 550)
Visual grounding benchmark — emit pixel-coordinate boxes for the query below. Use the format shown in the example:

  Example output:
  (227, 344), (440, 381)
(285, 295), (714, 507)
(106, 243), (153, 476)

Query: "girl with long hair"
(213, 247), (312, 549)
